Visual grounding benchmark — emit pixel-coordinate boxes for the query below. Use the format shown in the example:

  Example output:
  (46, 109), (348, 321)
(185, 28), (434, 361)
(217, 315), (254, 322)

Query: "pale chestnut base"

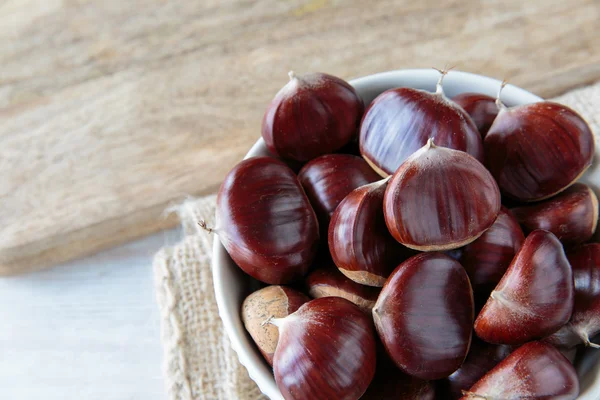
(362, 154), (391, 178)
(309, 286), (376, 313)
(339, 268), (387, 287)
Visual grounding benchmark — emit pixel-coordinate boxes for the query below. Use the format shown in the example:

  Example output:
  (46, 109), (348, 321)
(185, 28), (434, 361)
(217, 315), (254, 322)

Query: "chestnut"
(438, 338), (512, 400)
(511, 182), (599, 246)
(452, 93), (499, 137)
(475, 230), (574, 345)
(305, 264), (380, 312)
(208, 157), (319, 284)
(460, 341), (579, 400)
(373, 252), (474, 380)
(359, 69), (483, 176)
(328, 179), (414, 287)
(459, 207), (525, 299)
(384, 139), (501, 251)
(485, 91), (595, 202)
(241, 286), (309, 365)
(298, 154), (381, 227)
(268, 297), (376, 400)
(262, 72), (364, 162)
(545, 243), (600, 349)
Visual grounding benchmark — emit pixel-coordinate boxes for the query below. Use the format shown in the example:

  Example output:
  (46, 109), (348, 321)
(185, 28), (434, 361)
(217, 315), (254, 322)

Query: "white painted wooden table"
(0, 230), (180, 400)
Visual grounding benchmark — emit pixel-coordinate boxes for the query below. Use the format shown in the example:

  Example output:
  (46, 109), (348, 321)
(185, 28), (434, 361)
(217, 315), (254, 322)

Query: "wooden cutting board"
(1, 0), (600, 275)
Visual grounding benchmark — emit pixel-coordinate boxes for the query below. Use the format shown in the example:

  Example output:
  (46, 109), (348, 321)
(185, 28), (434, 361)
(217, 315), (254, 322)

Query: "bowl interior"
(212, 69), (600, 400)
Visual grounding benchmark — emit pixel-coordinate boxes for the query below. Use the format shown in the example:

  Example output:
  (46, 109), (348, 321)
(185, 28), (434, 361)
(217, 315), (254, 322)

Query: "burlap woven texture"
(153, 81), (600, 400)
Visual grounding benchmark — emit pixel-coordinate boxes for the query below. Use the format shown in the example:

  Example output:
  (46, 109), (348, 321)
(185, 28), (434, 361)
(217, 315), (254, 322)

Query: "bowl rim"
(211, 68), (599, 400)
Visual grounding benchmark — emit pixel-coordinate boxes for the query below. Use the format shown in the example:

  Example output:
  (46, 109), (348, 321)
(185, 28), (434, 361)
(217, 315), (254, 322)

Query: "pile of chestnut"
(205, 69), (599, 400)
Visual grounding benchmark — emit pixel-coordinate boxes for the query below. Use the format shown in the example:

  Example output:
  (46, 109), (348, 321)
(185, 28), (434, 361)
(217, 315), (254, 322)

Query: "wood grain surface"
(1, 0), (599, 274)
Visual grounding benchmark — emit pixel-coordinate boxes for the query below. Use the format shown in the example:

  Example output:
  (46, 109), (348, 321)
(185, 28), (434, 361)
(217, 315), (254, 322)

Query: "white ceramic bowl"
(212, 69), (600, 400)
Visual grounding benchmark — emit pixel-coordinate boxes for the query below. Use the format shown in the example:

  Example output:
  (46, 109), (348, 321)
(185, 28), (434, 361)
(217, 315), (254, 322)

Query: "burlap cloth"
(153, 81), (600, 400)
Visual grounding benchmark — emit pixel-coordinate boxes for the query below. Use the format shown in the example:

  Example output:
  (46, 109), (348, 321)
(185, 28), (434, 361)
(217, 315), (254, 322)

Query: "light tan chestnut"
(383, 139), (501, 251)
(241, 285), (309, 365)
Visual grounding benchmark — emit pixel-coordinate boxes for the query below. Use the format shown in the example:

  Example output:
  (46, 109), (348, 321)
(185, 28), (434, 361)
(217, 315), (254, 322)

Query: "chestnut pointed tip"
(432, 66), (454, 95)
(461, 390), (488, 399)
(262, 315), (286, 328)
(426, 137), (436, 149)
(197, 219), (214, 234)
(495, 80), (508, 111)
(288, 70), (297, 81)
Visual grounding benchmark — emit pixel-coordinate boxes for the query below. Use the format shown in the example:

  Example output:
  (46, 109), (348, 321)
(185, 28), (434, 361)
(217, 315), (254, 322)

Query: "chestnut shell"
(373, 252), (474, 380)
(216, 157), (319, 284)
(545, 243), (600, 348)
(474, 230), (574, 345)
(460, 207), (525, 299)
(511, 182), (599, 246)
(273, 297), (376, 400)
(384, 140), (501, 251)
(241, 286), (309, 365)
(262, 72), (364, 162)
(359, 86), (483, 176)
(305, 264), (381, 312)
(484, 101), (595, 202)
(298, 154), (380, 228)
(460, 341), (579, 400)
(452, 93), (499, 137)
(328, 179), (413, 287)
(438, 338), (512, 400)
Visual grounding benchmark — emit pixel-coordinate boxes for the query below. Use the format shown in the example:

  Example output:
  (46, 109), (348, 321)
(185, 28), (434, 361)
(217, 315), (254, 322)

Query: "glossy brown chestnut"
(262, 72), (364, 162)
(546, 243), (600, 349)
(460, 207), (525, 298)
(452, 93), (499, 137)
(438, 338), (512, 400)
(328, 179), (413, 287)
(305, 264), (380, 312)
(362, 356), (435, 400)
(384, 139), (501, 251)
(460, 341), (579, 400)
(373, 252), (474, 380)
(485, 99), (595, 202)
(212, 157), (319, 284)
(475, 230), (574, 345)
(270, 297), (376, 400)
(359, 71), (483, 176)
(241, 286), (309, 365)
(298, 154), (380, 227)
(511, 182), (599, 246)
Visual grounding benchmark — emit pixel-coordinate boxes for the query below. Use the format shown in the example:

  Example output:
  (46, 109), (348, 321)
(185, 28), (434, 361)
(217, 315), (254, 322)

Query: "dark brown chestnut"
(511, 182), (599, 246)
(241, 285), (309, 365)
(305, 264), (380, 312)
(460, 207), (525, 299)
(452, 93), (499, 137)
(328, 179), (414, 287)
(262, 72), (364, 162)
(438, 337), (512, 400)
(207, 156), (319, 284)
(384, 139), (501, 251)
(359, 70), (483, 176)
(545, 243), (600, 349)
(484, 93), (595, 202)
(373, 252), (474, 380)
(460, 341), (579, 400)
(269, 297), (376, 400)
(298, 154), (380, 227)
(475, 230), (574, 345)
